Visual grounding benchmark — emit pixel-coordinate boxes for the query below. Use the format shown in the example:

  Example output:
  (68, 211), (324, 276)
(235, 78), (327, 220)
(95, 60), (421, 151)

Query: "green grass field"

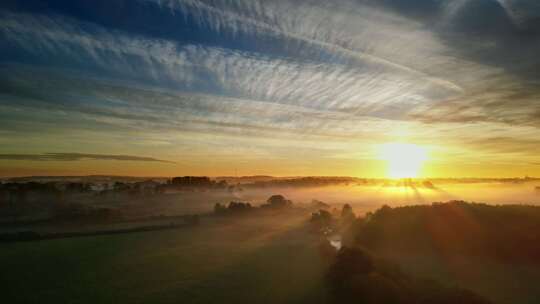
(0, 214), (329, 304)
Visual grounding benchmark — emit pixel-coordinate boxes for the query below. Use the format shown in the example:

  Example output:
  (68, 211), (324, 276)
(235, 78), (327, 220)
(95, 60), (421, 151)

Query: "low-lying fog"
(237, 182), (540, 214)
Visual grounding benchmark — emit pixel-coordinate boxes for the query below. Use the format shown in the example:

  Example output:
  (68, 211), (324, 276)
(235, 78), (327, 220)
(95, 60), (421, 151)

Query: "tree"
(341, 204), (355, 220)
(265, 195), (292, 208)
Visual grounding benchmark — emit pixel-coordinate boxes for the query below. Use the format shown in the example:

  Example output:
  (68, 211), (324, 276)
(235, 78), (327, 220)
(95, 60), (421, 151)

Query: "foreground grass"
(0, 214), (328, 304)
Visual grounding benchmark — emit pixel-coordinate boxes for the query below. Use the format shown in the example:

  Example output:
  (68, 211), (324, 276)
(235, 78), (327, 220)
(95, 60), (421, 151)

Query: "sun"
(379, 143), (428, 178)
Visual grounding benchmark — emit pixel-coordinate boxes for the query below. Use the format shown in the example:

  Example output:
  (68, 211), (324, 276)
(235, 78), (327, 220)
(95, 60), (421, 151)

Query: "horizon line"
(1, 174), (538, 180)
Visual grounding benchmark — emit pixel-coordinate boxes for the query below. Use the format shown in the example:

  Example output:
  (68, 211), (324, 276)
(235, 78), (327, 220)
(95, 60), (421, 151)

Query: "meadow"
(0, 213), (329, 304)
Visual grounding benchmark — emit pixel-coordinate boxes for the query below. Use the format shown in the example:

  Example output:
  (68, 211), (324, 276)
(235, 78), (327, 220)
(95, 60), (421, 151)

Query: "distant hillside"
(4, 175), (539, 186)
(213, 175), (278, 184)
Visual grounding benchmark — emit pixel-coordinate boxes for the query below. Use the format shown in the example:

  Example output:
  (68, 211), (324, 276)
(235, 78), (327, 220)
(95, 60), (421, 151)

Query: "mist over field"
(3, 176), (540, 304)
(235, 181), (540, 214)
(2, 176), (539, 225)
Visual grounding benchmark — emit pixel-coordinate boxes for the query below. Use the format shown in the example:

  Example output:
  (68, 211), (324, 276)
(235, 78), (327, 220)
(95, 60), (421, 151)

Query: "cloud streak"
(0, 153), (175, 164)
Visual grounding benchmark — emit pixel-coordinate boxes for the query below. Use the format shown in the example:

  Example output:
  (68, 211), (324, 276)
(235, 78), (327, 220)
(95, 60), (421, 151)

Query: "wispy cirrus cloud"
(0, 11), (463, 112)
(408, 80), (540, 127)
(0, 64), (402, 140)
(1, 0), (540, 176)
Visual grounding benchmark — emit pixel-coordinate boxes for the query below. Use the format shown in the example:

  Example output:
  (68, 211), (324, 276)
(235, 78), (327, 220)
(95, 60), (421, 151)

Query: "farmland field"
(0, 213), (328, 304)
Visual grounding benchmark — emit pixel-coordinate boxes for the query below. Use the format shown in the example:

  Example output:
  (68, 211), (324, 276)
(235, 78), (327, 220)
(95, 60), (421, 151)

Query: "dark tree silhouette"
(341, 204), (355, 221)
(214, 201), (253, 215)
(264, 195), (292, 208)
(326, 246), (492, 304)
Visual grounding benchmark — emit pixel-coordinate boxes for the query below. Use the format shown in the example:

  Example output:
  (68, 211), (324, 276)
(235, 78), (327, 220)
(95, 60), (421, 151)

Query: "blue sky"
(1, 0), (540, 177)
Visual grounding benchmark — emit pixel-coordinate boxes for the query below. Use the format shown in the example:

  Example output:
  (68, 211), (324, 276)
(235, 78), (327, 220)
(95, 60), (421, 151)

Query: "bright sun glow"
(379, 143), (428, 178)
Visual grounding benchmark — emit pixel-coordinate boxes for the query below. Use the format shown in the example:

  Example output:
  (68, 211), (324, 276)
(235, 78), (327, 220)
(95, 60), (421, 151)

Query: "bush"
(263, 195), (292, 209)
(214, 201), (253, 215)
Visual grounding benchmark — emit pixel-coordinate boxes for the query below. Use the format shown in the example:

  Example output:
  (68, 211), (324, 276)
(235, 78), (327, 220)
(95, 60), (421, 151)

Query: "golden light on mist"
(379, 143), (428, 178)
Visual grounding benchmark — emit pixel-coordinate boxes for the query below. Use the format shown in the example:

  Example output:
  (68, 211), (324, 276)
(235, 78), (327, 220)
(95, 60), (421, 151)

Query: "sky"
(1, 0), (540, 178)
